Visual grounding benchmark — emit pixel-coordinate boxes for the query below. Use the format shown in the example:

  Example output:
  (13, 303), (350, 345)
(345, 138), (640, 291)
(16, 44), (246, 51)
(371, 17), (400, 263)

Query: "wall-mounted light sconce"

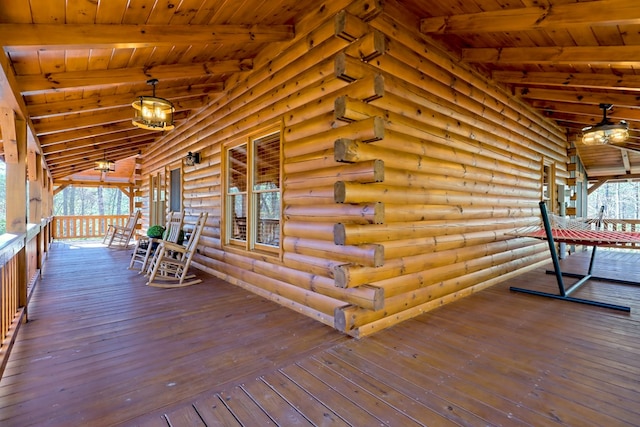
(185, 151), (201, 166)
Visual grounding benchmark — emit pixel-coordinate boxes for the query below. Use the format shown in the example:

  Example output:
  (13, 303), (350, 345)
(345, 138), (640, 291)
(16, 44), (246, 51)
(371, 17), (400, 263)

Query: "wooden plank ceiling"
(0, 0), (639, 185)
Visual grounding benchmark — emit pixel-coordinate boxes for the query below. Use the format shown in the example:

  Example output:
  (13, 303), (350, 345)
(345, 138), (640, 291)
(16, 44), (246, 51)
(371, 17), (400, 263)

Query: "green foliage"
(53, 186), (130, 216)
(147, 225), (165, 238)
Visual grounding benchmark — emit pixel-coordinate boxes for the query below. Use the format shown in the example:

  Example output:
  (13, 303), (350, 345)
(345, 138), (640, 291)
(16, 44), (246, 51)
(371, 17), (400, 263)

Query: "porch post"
(29, 151), (43, 270)
(3, 110), (28, 310)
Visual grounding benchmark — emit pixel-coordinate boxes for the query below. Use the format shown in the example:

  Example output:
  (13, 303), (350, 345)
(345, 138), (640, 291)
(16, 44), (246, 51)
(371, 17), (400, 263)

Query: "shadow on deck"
(1, 242), (639, 426)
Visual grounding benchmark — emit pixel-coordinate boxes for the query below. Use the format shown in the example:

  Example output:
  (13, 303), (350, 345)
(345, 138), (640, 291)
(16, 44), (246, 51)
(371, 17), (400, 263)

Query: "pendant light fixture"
(132, 78), (175, 131)
(581, 103), (629, 145)
(94, 152), (115, 173)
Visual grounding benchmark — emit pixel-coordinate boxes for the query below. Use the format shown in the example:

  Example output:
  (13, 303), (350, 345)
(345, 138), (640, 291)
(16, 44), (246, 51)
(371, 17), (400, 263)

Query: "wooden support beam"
(0, 108), (18, 163)
(0, 24), (294, 49)
(334, 10), (370, 42)
(420, 0), (640, 34)
(462, 46), (640, 65)
(27, 87), (219, 119)
(6, 117), (27, 233)
(492, 70), (640, 91)
(18, 61), (251, 94)
(344, 30), (387, 62)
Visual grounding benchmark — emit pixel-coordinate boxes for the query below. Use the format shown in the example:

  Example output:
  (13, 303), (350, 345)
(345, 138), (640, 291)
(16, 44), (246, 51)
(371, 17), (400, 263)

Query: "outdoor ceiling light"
(94, 157), (115, 173)
(185, 152), (201, 166)
(132, 78), (175, 131)
(581, 103), (629, 145)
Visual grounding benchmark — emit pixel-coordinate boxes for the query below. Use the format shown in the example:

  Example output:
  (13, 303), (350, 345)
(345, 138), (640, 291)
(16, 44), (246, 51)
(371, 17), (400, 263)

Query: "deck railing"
(52, 215), (130, 239)
(0, 218), (51, 375)
(600, 219), (640, 232)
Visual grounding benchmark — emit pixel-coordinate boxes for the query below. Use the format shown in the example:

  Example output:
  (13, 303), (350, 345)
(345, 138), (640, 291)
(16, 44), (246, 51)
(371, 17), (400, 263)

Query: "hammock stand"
(510, 201), (639, 312)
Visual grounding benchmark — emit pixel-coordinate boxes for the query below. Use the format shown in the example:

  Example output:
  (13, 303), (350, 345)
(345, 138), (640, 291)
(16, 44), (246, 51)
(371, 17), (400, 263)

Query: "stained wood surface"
(1, 243), (639, 426)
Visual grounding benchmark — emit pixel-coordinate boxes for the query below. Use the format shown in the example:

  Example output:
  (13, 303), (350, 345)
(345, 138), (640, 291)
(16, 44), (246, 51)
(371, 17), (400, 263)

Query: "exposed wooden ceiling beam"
(43, 137), (153, 164)
(0, 24), (294, 49)
(39, 121), (146, 146)
(516, 87), (640, 109)
(53, 180), (134, 189)
(34, 107), (193, 136)
(51, 151), (143, 179)
(462, 46), (640, 65)
(27, 89), (217, 118)
(420, 0), (640, 34)
(47, 144), (148, 169)
(528, 101), (640, 120)
(17, 61), (249, 94)
(41, 129), (155, 154)
(493, 71), (640, 91)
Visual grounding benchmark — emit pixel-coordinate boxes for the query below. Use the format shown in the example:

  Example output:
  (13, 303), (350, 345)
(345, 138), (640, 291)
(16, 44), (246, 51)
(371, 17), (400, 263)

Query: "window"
(225, 129), (281, 251)
(150, 172), (166, 226)
(169, 167), (182, 213)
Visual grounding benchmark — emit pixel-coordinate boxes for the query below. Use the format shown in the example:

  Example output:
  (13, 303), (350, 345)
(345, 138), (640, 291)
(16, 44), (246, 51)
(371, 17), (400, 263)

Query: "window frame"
(223, 124), (282, 255)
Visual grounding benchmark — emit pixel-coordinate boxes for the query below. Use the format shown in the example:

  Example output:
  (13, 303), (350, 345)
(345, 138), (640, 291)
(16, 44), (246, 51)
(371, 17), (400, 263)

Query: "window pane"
(229, 145), (248, 192)
(253, 133), (280, 191)
(230, 194), (247, 241)
(256, 192), (280, 246)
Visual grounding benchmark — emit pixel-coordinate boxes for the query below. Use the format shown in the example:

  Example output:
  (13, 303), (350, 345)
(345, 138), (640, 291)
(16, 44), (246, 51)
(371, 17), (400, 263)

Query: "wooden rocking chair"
(146, 212), (208, 288)
(129, 210), (185, 273)
(104, 210), (141, 249)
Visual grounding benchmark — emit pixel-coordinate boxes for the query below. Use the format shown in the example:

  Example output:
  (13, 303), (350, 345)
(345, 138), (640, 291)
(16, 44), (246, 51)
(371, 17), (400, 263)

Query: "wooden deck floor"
(1, 243), (639, 426)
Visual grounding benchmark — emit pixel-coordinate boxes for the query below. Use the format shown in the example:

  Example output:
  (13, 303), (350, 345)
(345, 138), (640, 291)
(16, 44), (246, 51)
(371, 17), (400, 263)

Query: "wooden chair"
(128, 210), (185, 272)
(104, 210), (141, 249)
(146, 212), (208, 288)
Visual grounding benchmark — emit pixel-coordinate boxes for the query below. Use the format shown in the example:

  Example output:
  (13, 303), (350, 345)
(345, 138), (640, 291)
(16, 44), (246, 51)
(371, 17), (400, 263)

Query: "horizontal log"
(382, 130), (542, 185)
(283, 236), (384, 268)
(284, 202), (384, 224)
(284, 159), (384, 189)
(198, 257), (341, 318)
(384, 167), (541, 199)
(335, 249), (548, 333)
(346, 0), (384, 22)
(335, 134), (541, 186)
(336, 230), (526, 288)
(351, 255), (550, 338)
(334, 216), (536, 246)
(283, 185), (338, 206)
(201, 245), (382, 310)
(335, 181), (540, 208)
(369, 14), (567, 141)
(344, 30), (387, 62)
(283, 221), (336, 241)
(383, 204), (538, 225)
(376, 244), (547, 298)
(284, 148), (340, 175)
(335, 52), (372, 82)
(282, 252), (346, 278)
(285, 116), (385, 158)
(334, 10), (370, 43)
(335, 95), (380, 122)
(373, 56), (564, 162)
(375, 93), (542, 170)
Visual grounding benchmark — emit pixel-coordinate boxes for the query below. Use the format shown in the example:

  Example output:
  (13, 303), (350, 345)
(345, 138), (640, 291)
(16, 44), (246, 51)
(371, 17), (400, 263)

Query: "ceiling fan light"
(581, 104), (629, 145)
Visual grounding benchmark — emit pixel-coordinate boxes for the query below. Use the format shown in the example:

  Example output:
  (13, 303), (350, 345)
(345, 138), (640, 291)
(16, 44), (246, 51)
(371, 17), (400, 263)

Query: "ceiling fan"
(581, 103), (637, 152)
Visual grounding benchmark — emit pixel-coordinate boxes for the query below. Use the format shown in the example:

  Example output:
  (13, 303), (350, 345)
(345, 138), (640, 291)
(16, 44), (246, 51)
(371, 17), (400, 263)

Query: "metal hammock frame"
(510, 201), (639, 312)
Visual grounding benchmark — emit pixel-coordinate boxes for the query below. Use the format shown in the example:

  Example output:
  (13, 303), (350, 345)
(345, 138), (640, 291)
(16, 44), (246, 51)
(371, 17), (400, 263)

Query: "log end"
(334, 138), (357, 163)
(334, 222), (346, 244)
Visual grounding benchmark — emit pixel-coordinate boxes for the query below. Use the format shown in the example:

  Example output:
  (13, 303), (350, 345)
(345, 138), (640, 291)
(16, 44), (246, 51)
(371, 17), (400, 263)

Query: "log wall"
(140, 0), (567, 337)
